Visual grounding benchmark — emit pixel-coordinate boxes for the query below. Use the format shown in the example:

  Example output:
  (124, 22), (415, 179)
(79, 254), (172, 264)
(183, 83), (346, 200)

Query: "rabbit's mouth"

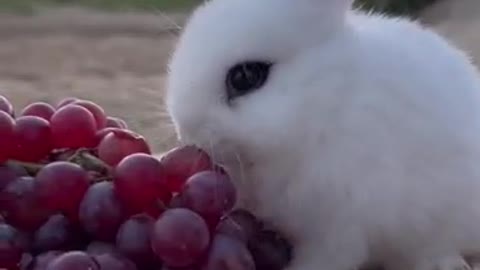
(195, 140), (254, 176)
(175, 128), (250, 168)
(176, 139), (258, 210)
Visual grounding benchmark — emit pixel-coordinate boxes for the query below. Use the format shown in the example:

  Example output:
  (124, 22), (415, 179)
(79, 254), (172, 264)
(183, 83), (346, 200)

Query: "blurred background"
(0, 0), (477, 153)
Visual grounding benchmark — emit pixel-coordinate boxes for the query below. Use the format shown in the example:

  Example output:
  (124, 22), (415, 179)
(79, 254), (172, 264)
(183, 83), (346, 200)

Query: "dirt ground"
(0, 2), (479, 155)
(421, 0), (480, 65)
(0, 8), (188, 153)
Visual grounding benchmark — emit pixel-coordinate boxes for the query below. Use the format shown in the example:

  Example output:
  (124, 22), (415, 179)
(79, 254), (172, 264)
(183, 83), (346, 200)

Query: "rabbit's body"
(166, 0), (480, 269)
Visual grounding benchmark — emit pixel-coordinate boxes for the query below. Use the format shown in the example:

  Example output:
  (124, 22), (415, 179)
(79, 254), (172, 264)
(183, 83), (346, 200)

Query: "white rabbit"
(165, 0), (480, 269)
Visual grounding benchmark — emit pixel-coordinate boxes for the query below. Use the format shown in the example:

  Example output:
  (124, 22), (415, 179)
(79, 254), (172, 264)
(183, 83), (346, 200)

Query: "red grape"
(0, 223), (25, 269)
(151, 208), (210, 268)
(32, 214), (78, 253)
(79, 181), (125, 241)
(20, 102), (56, 121)
(178, 171), (237, 227)
(0, 95), (14, 116)
(98, 129), (151, 166)
(72, 100), (107, 129)
(35, 162), (90, 219)
(0, 95), (292, 270)
(106, 117), (128, 129)
(160, 146), (213, 193)
(86, 242), (117, 256)
(0, 176), (51, 231)
(50, 104), (97, 149)
(46, 251), (100, 270)
(113, 153), (168, 215)
(0, 111), (15, 162)
(12, 116), (53, 162)
(0, 163), (28, 192)
(216, 210), (261, 244)
(94, 252), (138, 270)
(56, 97), (78, 109)
(116, 214), (155, 266)
(31, 251), (64, 270)
(200, 234), (255, 270)
(247, 230), (293, 270)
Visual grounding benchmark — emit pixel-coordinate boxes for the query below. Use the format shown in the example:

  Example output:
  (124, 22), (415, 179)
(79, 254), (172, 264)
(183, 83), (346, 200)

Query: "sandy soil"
(0, 8), (188, 153)
(421, 0), (480, 65)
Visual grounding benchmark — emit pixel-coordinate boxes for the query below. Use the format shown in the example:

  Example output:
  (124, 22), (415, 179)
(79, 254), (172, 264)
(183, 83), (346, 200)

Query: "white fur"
(166, 0), (480, 269)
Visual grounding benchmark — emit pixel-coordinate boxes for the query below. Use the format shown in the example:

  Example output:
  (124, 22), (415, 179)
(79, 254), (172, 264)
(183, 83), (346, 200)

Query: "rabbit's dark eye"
(225, 61), (272, 101)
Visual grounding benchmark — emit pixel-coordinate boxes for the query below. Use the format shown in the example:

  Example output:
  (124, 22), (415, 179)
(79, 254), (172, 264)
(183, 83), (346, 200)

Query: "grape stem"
(156, 199), (168, 212)
(7, 149), (112, 181)
(6, 160), (45, 175)
(67, 149), (112, 177)
(93, 176), (114, 182)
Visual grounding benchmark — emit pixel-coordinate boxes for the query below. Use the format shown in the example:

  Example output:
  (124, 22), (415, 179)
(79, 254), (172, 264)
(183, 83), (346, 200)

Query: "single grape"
(0, 95), (14, 116)
(12, 116), (53, 162)
(79, 181), (125, 241)
(93, 252), (138, 270)
(178, 171), (237, 227)
(98, 129), (151, 166)
(35, 162), (90, 219)
(50, 104), (97, 149)
(105, 117), (128, 129)
(116, 214), (155, 266)
(32, 214), (78, 253)
(45, 251), (100, 270)
(160, 146), (213, 192)
(30, 251), (64, 270)
(200, 234), (255, 270)
(151, 208), (210, 268)
(0, 176), (51, 231)
(0, 163), (28, 193)
(72, 100), (107, 129)
(0, 223), (25, 269)
(247, 230), (293, 270)
(94, 127), (120, 146)
(86, 242), (118, 256)
(56, 97), (78, 109)
(113, 153), (169, 215)
(20, 252), (34, 270)
(20, 102), (56, 121)
(0, 111), (15, 162)
(216, 209), (261, 244)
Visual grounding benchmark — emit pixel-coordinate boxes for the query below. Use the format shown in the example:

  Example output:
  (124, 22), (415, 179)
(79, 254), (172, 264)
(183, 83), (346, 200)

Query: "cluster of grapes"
(0, 96), (292, 270)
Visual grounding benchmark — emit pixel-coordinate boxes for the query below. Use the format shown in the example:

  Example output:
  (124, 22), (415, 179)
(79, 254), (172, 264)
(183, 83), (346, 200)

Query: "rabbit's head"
(166, 0), (356, 168)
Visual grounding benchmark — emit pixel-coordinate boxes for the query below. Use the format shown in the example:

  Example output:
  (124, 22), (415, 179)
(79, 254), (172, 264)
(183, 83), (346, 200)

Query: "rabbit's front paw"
(389, 255), (470, 270)
(287, 234), (368, 270)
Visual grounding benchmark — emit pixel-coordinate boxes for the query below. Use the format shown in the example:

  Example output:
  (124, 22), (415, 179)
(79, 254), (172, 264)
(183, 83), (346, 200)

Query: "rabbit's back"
(309, 12), (480, 260)
(340, 12), (480, 144)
